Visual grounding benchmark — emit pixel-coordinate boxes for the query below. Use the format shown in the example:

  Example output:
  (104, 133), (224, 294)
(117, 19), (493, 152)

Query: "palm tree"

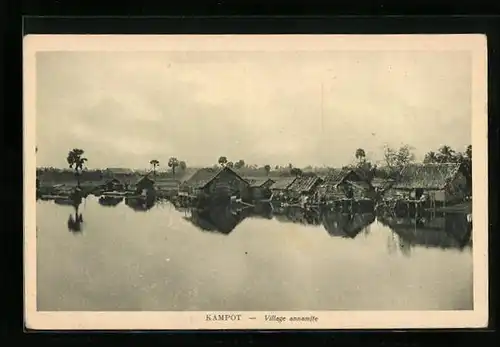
(423, 151), (438, 163)
(465, 145), (472, 160)
(264, 164), (271, 176)
(67, 148), (88, 188)
(437, 145), (455, 163)
(234, 159), (245, 169)
(355, 148), (366, 163)
(150, 159), (160, 177)
(218, 156), (228, 167)
(168, 157), (180, 178)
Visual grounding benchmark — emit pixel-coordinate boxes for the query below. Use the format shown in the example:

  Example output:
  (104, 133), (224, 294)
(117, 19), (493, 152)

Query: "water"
(36, 196), (473, 311)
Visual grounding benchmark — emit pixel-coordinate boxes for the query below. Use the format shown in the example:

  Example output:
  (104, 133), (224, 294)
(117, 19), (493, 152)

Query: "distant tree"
(264, 164), (271, 176)
(383, 144), (415, 178)
(437, 145), (456, 162)
(179, 161), (187, 171)
(227, 161), (234, 168)
(290, 167), (303, 177)
(288, 163), (293, 169)
(150, 159), (160, 177)
(462, 144), (472, 196)
(423, 151), (438, 163)
(355, 148), (366, 163)
(218, 156), (228, 167)
(67, 148), (88, 188)
(465, 144), (472, 160)
(234, 159), (245, 169)
(275, 165), (280, 170)
(168, 157), (180, 178)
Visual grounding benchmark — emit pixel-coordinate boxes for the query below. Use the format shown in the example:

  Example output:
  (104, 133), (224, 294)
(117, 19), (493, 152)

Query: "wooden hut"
(269, 177), (297, 201)
(242, 177), (275, 203)
(383, 163), (469, 209)
(101, 177), (125, 191)
(135, 174), (156, 196)
(316, 168), (376, 211)
(371, 177), (395, 195)
(287, 175), (324, 198)
(181, 166), (249, 200)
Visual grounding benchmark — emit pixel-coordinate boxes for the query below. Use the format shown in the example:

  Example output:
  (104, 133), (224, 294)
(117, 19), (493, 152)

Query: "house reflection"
(251, 202), (274, 220)
(125, 196), (156, 212)
(98, 196), (124, 207)
(183, 205), (252, 235)
(273, 206), (322, 226)
(67, 202), (84, 233)
(321, 211), (375, 238)
(378, 212), (472, 254)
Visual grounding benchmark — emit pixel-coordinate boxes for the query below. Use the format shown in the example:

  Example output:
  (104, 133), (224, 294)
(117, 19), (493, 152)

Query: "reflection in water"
(274, 206), (322, 226)
(378, 212), (472, 255)
(67, 202), (84, 233)
(184, 205), (254, 235)
(38, 197), (474, 311)
(98, 196), (124, 207)
(251, 202), (274, 220)
(322, 211), (376, 239)
(125, 196), (156, 212)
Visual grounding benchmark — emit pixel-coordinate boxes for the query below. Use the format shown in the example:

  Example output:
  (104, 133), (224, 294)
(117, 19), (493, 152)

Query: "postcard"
(24, 34), (488, 330)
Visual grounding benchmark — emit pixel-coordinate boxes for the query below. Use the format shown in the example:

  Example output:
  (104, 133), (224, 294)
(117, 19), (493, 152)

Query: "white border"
(24, 34), (488, 330)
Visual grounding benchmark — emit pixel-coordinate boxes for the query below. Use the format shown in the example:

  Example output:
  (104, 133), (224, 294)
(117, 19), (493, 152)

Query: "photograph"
(24, 34), (488, 330)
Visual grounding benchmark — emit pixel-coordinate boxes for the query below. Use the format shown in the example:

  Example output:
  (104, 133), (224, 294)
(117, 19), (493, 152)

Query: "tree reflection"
(67, 202), (84, 233)
(378, 211), (472, 255)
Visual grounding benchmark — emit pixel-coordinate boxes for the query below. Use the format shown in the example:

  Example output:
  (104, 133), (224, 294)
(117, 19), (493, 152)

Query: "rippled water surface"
(36, 196), (473, 311)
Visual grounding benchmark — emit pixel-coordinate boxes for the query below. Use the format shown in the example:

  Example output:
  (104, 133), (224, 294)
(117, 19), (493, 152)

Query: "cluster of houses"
(81, 160), (470, 214)
(172, 161), (470, 213)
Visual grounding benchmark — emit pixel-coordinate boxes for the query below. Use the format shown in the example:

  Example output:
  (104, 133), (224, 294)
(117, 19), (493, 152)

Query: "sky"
(35, 50), (472, 170)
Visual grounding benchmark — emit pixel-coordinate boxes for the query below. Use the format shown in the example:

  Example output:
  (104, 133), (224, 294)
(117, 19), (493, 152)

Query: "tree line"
(36, 144), (473, 188)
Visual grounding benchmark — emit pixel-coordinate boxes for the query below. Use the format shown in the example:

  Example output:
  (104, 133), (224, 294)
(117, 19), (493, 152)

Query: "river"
(36, 196), (473, 311)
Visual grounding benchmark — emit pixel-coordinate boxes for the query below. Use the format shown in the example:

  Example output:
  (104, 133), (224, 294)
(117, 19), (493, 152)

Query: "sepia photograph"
(24, 34), (488, 330)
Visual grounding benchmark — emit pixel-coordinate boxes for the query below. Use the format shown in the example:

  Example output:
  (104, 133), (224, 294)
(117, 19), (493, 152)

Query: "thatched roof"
(392, 163), (463, 190)
(136, 174), (155, 185)
(245, 177), (275, 188)
(183, 166), (247, 189)
(371, 177), (394, 188)
(288, 176), (323, 193)
(323, 168), (365, 185)
(270, 177), (297, 190)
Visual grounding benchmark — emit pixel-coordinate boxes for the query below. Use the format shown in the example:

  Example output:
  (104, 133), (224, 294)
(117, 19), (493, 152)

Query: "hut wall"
(206, 170), (248, 197)
(445, 171), (468, 203)
(136, 178), (155, 193)
(428, 190), (446, 202)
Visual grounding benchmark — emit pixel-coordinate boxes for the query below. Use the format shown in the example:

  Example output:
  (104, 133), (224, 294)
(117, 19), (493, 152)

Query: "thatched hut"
(316, 168), (376, 211)
(180, 166), (249, 201)
(242, 177), (275, 203)
(383, 163), (469, 208)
